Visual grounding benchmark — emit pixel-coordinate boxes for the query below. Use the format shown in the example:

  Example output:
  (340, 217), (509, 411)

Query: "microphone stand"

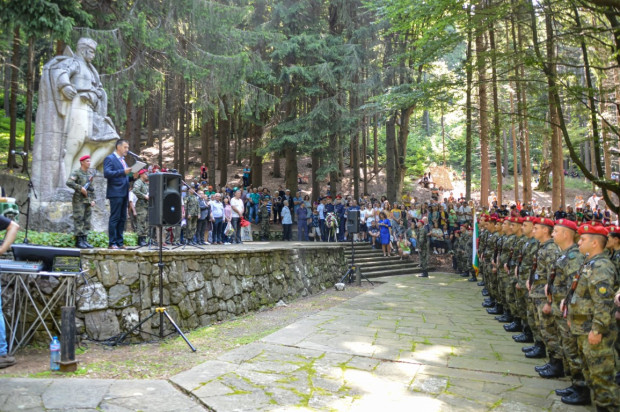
(19, 152), (37, 244)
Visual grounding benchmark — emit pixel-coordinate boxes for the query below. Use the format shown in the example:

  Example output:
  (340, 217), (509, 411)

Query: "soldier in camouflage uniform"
(454, 228), (464, 275)
(504, 217), (526, 332)
(512, 216), (539, 344)
(66, 154), (95, 249)
(487, 219), (506, 315)
(416, 218), (430, 278)
(543, 220), (585, 385)
(563, 223), (618, 411)
(184, 187), (200, 245)
(464, 225), (474, 281)
(132, 169), (149, 246)
(494, 219), (515, 321)
(259, 196), (271, 241)
(477, 216), (491, 287)
(525, 218), (560, 360)
(482, 219), (499, 309)
(607, 226), (620, 385)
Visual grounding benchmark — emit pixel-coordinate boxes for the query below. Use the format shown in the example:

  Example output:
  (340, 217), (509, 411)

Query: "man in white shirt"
(210, 193), (225, 244)
(230, 190), (245, 244)
(317, 198), (326, 241)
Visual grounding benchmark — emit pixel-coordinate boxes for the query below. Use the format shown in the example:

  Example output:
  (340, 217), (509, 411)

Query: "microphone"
(126, 150), (143, 160)
(10, 150), (27, 156)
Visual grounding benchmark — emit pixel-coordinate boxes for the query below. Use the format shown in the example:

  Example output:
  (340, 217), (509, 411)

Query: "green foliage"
(0, 229), (137, 248)
(0, 108), (25, 165)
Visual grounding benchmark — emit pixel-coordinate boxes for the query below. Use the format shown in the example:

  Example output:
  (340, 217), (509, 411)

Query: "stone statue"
(31, 38), (118, 232)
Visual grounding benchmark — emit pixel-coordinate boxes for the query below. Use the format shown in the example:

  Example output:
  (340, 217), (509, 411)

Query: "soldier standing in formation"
(477, 215), (619, 411)
(65, 154), (95, 249)
(608, 226), (620, 385)
(415, 217), (429, 278)
(132, 169), (149, 247)
(184, 186), (200, 245)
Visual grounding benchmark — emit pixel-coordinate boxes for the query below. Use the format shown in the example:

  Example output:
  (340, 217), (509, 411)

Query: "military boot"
(138, 236), (148, 247)
(482, 299), (495, 308)
(534, 362), (551, 373)
(513, 326), (534, 343)
(477, 280), (485, 286)
(76, 236), (88, 249)
(82, 235), (94, 248)
(561, 385), (591, 406)
(555, 384), (577, 397)
(495, 310), (513, 322)
(481, 288), (489, 296)
(539, 357), (565, 378)
(504, 318), (522, 332)
(417, 272), (429, 278)
(524, 341), (547, 359)
(487, 304), (503, 315)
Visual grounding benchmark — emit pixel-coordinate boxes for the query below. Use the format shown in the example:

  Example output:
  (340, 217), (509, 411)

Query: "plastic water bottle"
(50, 336), (60, 371)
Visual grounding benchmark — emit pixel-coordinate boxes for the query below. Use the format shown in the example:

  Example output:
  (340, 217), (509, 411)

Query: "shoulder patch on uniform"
(599, 286), (607, 295)
(567, 250), (578, 259)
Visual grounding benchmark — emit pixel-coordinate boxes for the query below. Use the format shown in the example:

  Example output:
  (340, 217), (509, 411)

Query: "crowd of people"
(474, 203), (620, 412)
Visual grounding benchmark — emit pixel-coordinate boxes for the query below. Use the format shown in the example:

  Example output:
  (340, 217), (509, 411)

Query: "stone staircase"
(342, 242), (429, 278)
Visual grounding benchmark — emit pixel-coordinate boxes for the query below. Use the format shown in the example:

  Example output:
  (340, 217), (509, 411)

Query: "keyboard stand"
(0, 269), (86, 355)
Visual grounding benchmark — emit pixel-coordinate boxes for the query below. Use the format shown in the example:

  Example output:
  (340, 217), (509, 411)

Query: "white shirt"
(210, 200), (224, 218)
(128, 191), (137, 208)
(231, 197), (244, 218)
(317, 203), (325, 219)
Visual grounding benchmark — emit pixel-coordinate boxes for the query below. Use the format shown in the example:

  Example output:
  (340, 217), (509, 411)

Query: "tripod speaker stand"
(114, 173), (195, 351)
(339, 210), (374, 286)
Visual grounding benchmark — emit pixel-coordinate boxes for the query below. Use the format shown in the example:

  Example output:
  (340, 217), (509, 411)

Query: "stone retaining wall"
(79, 245), (345, 341)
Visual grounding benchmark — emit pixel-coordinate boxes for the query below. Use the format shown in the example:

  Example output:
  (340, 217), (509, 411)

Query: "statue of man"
(41, 37), (119, 179)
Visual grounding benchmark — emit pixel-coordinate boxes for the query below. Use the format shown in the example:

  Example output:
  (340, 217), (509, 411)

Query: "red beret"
(508, 217), (523, 224)
(609, 226), (620, 234)
(522, 216), (536, 224)
(536, 218), (555, 228)
(79, 155), (90, 162)
(138, 169), (147, 175)
(578, 223), (609, 237)
(555, 218), (577, 232)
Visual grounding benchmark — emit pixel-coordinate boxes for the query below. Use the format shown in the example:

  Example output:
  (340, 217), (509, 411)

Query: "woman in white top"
(210, 193), (224, 244)
(230, 190), (245, 244)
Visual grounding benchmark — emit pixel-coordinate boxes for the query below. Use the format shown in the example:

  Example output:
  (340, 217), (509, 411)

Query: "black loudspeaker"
(148, 173), (183, 226)
(346, 210), (360, 233)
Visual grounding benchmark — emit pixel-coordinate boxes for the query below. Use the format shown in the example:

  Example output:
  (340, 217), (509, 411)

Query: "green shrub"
(0, 229), (137, 248)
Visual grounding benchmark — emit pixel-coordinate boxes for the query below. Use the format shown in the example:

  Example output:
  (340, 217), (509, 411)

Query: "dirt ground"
(0, 284), (377, 380)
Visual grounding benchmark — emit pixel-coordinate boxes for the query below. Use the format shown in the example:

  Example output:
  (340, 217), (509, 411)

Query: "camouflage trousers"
(504, 273), (518, 315)
(419, 248), (428, 271)
(186, 216), (197, 241)
(496, 271), (508, 306)
(135, 205), (148, 237)
(484, 262), (497, 300)
(72, 201), (91, 236)
(533, 297), (561, 358)
(526, 296), (543, 342)
(260, 221), (270, 240)
(552, 303), (584, 386)
(576, 331), (619, 409)
(514, 285), (528, 321)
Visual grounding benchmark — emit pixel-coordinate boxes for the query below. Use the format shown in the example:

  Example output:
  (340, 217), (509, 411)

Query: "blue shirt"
(281, 206), (292, 224)
(296, 206), (308, 223)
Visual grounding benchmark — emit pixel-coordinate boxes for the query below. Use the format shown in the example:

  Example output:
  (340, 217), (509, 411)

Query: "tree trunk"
(373, 115), (379, 175)
(489, 23), (502, 205)
(352, 131), (360, 202)
(218, 99), (229, 188)
(272, 151), (281, 178)
(284, 145), (298, 194)
(362, 117), (368, 196)
(22, 36), (35, 173)
(250, 122), (263, 187)
(385, 114), (397, 202)
(177, 77), (186, 179)
(208, 115), (216, 188)
(510, 92), (519, 202)
(311, 150), (320, 204)
(8, 27), (20, 169)
(465, 6), (473, 200)
(476, 29), (490, 209)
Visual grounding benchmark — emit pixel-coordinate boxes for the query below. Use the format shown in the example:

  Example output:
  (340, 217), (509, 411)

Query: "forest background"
(1, 0), (620, 213)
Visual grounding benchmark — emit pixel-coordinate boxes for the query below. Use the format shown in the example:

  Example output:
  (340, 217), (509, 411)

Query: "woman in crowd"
(390, 201), (403, 238)
(397, 233), (412, 261)
(378, 211), (392, 257)
(430, 221), (446, 254)
(210, 193), (224, 244)
(223, 196), (233, 245)
(281, 200), (292, 240)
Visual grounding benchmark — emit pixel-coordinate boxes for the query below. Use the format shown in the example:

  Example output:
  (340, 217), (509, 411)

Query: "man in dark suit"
(104, 139), (131, 249)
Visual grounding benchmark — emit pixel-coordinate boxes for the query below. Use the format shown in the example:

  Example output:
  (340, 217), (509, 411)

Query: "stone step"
(348, 255), (403, 263)
(354, 262), (417, 272)
(363, 266), (426, 278)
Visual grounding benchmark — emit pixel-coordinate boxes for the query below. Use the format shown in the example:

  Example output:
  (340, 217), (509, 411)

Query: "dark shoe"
(513, 332), (534, 343)
(534, 363), (551, 373)
(522, 344), (538, 353)
(477, 281), (485, 286)
(561, 386), (591, 406)
(481, 289), (489, 296)
(82, 236), (94, 248)
(539, 358), (565, 378)
(555, 385), (576, 397)
(0, 354), (16, 369)
(460, 272), (469, 277)
(138, 236), (147, 247)
(504, 318), (522, 332)
(496, 313), (513, 322)
(487, 305), (503, 315)
(482, 300), (495, 308)
(468, 276), (477, 282)
(525, 342), (546, 359)
(417, 272), (429, 278)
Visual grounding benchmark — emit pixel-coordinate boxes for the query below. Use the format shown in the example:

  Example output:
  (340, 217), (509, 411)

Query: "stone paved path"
(0, 272), (595, 411)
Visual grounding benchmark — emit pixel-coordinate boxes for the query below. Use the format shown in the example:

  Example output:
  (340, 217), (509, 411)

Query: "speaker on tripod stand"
(339, 209), (373, 286)
(115, 172), (195, 351)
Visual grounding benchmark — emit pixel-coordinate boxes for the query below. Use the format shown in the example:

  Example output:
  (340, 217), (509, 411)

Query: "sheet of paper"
(130, 161), (146, 173)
